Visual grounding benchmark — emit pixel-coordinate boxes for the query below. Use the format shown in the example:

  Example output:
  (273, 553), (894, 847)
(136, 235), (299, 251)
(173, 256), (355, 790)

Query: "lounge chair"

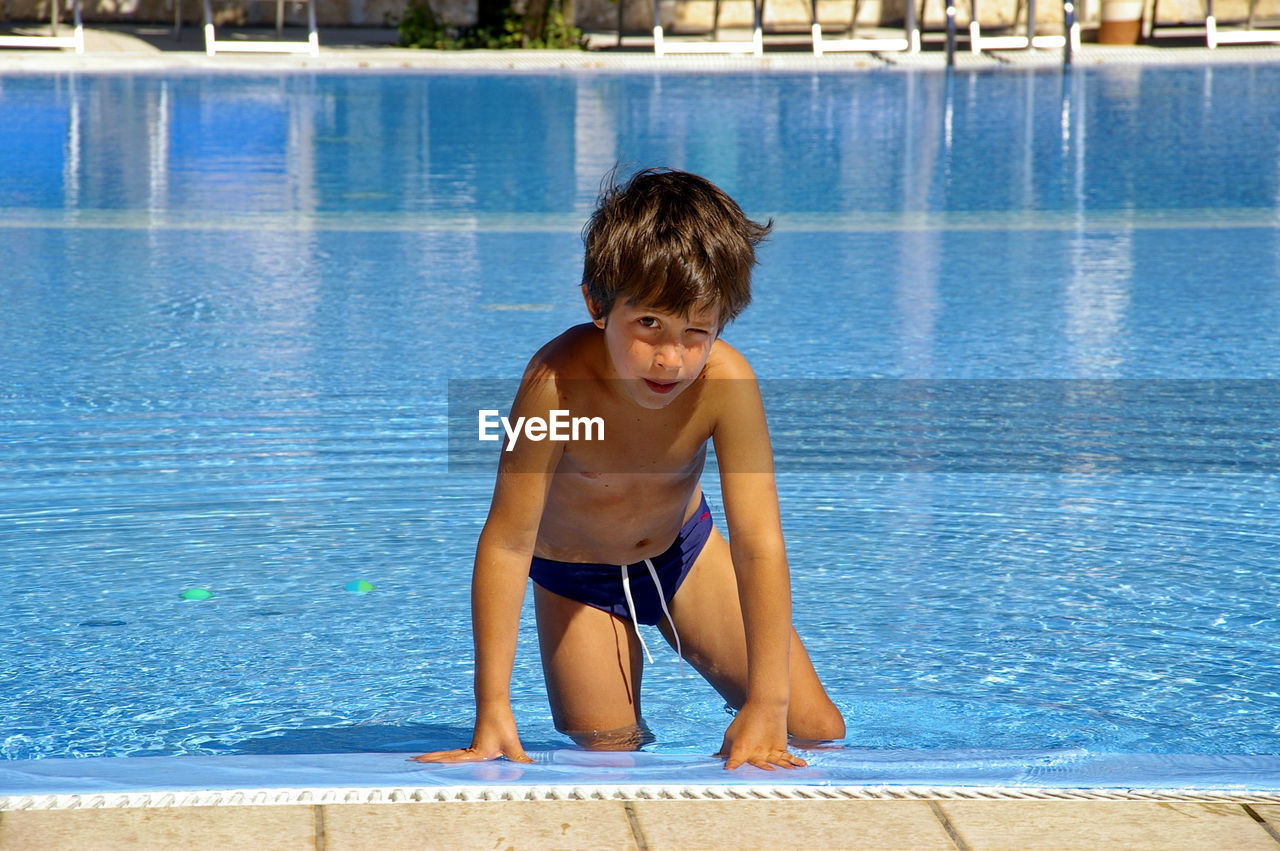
(652, 0), (765, 55)
(1146, 0), (1280, 47)
(0, 0), (84, 52)
(201, 0), (319, 55)
(810, 0), (919, 53)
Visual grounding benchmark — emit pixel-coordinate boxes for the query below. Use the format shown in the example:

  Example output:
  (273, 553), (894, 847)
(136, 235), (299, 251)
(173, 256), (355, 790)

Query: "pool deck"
(5, 27), (1280, 851)
(3, 792), (1280, 850)
(1, 23), (1280, 72)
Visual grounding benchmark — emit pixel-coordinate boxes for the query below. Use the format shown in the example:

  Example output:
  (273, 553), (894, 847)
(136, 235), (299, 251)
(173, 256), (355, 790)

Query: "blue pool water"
(1, 67), (1279, 791)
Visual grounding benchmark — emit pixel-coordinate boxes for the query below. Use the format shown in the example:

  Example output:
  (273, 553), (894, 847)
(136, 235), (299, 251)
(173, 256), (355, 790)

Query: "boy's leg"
(533, 584), (653, 750)
(659, 527), (846, 743)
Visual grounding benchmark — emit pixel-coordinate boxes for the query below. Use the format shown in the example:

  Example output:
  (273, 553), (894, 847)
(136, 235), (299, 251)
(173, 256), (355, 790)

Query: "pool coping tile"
(319, 800), (639, 851)
(0, 804), (316, 851)
(630, 799), (956, 850)
(7, 798), (1280, 850)
(936, 800), (1280, 851)
(1247, 804), (1280, 845)
(0, 26), (1279, 73)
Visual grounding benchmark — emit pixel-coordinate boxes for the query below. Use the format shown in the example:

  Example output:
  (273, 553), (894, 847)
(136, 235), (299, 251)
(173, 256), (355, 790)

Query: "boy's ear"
(581, 286), (607, 328)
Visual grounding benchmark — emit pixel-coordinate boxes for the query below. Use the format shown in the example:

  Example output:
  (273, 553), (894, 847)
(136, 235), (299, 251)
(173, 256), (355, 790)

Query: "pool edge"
(7, 783), (1280, 810)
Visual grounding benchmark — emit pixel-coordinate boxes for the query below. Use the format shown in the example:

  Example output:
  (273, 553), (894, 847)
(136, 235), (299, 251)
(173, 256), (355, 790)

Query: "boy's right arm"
(411, 372), (562, 765)
(410, 528), (540, 764)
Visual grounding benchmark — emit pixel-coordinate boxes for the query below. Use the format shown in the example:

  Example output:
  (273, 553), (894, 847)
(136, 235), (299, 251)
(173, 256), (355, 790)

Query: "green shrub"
(397, 0), (586, 49)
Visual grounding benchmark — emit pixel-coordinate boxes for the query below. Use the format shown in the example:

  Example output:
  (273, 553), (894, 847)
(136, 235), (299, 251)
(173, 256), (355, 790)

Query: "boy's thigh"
(532, 584), (646, 736)
(661, 528), (750, 704)
(664, 528), (842, 732)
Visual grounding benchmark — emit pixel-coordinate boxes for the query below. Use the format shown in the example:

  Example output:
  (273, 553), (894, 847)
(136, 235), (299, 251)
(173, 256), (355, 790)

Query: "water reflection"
(3, 67), (1280, 382)
(4, 67), (1280, 763)
(7, 67), (1279, 217)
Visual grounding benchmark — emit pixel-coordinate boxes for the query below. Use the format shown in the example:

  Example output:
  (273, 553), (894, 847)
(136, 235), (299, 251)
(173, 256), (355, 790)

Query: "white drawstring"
(643, 558), (683, 671)
(619, 559), (684, 671)
(619, 563), (652, 664)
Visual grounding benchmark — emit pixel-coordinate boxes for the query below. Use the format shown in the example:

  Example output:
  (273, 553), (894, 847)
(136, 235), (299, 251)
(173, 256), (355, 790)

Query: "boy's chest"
(559, 403), (712, 475)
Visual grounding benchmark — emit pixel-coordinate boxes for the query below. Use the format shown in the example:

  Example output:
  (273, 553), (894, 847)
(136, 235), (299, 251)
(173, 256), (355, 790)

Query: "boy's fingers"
(411, 746), (532, 764)
(409, 748), (489, 763)
(718, 747), (805, 771)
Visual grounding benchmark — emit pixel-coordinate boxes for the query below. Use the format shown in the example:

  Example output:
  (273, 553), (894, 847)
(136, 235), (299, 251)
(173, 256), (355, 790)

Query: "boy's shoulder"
(701, 337), (757, 382)
(524, 323), (602, 381)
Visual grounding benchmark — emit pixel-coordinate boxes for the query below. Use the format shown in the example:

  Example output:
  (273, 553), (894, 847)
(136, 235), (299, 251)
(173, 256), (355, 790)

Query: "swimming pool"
(2, 66), (1279, 797)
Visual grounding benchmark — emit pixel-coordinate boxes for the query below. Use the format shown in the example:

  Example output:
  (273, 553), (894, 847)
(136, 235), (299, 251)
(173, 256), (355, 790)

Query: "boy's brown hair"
(581, 168), (772, 328)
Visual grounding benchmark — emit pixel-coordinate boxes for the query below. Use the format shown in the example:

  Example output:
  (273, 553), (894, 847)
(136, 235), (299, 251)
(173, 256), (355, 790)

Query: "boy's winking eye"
(627, 305), (718, 338)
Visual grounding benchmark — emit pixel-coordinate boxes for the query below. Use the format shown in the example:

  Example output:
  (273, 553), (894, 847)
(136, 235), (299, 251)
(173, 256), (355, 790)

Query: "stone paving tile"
(0, 805), (316, 851)
(1248, 804), (1280, 843)
(5, 798), (1280, 850)
(938, 801), (1280, 851)
(631, 799), (955, 850)
(320, 801), (639, 851)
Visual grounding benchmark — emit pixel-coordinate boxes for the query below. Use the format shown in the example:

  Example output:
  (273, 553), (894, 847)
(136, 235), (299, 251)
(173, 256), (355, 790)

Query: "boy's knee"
(792, 702), (846, 743)
(815, 707), (847, 741)
(561, 722), (655, 752)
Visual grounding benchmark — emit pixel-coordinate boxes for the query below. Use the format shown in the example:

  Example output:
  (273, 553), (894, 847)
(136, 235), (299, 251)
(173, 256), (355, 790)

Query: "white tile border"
(1, 36), (1279, 73)
(5, 784), (1280, 810)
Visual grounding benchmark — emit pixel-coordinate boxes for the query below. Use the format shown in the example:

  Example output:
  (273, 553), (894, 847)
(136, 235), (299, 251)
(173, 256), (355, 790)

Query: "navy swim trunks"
(529, 494), (714, 626)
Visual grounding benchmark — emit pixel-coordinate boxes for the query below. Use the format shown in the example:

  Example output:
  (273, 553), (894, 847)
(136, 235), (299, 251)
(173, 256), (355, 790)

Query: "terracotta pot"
(1098, 0), (1142, 43)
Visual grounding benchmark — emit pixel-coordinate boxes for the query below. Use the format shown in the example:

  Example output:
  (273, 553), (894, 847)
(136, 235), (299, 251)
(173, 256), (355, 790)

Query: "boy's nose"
(654, 344), (683, 371)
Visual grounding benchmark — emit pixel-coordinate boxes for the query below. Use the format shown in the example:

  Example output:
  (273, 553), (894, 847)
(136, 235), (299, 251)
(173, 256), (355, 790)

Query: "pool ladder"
(924, 0), (1082, 64)
(645, 0), (922, 55)
(643, 0), (1079, 60)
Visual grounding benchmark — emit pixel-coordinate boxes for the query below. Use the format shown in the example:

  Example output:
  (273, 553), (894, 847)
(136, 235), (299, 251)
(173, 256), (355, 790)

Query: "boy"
(415, 168), (844, 771)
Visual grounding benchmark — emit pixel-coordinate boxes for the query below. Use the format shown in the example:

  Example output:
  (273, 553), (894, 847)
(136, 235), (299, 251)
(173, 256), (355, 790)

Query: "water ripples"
(4, 68), (1280, 764)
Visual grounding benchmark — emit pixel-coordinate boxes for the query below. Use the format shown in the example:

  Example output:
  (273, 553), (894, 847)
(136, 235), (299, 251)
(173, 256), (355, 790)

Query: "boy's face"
(592, 296), (720, 410)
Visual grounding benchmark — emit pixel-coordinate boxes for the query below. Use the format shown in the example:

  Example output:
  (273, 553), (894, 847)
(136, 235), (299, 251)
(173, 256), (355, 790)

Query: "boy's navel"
(580, 471), (601, 479)
(635, 538), (651, 549)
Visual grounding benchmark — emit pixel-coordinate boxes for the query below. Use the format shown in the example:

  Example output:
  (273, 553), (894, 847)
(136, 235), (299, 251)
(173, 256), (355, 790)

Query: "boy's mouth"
(643, 378), (679, 395)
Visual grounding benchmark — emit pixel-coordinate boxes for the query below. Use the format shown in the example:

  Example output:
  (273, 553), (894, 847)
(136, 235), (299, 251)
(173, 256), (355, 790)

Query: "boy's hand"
(715, 701), (806, 771)
(410, 706), (532, 764)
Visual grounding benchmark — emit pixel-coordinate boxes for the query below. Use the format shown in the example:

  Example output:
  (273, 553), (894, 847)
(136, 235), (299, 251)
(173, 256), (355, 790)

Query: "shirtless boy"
(414, 168), (844, 771)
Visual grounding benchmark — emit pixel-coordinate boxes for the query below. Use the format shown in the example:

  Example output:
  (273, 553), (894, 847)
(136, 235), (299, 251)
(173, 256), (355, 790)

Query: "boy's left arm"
(710, 359), (803, 771)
